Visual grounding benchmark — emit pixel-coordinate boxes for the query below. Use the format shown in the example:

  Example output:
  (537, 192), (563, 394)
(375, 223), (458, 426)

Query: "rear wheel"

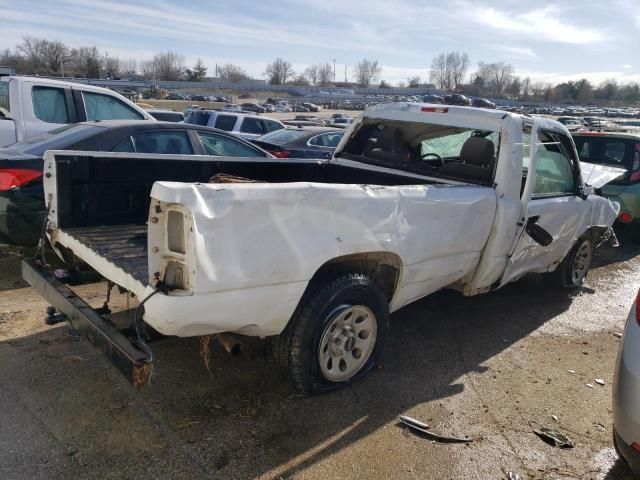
(278, 273), (389, 395)
(551, 236), (593, 288)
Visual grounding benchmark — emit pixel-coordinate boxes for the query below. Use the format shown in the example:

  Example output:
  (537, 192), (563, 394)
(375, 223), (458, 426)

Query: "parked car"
(573, 131), (640, 228)
(27, 104), (621, 394)
(471, 98), (496, 109)
(423, 94), (444, 103)
(292, 105), (310, 112)
(185, 110), (285, 139)
(613, 287), (640, 477)
(262, 103), (275, 113)
(329, 117), (354, 128)
(274, 105), (292, 113)
(301, 102), (321, 112)
(0, 121), (271, 245)
(444, 94), (472, 106)
(164, 93), (184, 100)
(146, 110), (185, 122)
(251, 127), (344, 158)
(0, 76), (154, 147)
(240, 103), (266, 114)
(557, 117), (583, 132)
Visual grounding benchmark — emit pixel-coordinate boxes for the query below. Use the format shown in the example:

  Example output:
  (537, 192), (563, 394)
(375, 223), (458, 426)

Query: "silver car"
(613, 289), (640, 476)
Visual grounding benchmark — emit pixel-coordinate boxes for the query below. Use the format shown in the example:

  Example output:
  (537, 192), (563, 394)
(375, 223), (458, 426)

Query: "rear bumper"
(21, 258), (152, 386)
(0, 190), (45, 246)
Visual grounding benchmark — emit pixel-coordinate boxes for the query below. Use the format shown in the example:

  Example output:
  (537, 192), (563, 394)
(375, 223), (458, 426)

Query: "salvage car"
(613, 287), (640, 477)
(0, 76), (154, 147)
(251, 127), (344, 158)
(24, 103), (621, 395)
(573, 131), (640, 229)
(0, 121), (271, 245)
(185, 110), (285, 139)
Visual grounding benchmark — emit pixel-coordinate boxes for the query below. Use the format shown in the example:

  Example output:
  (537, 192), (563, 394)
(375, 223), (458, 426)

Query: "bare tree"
(104, 56), (121, 79)
(317, 63), (333, 86)
(264, 58), (294, 85)
(407, 76), (421, 88)
(16, 36), (48, 74)
(120, 58), (137, 78)
(218, 63), (249, 82)
(141, 59), (157, 80)
(521, 76), (531, 99)
(68, 46), (101, 78)
(304, 64), (320, 85)
(474, 61), (514, 95)
(430, 51), (468, 90)
(429, 53), (447, 89)
(151, 51), (185, 81)
(353, 59), (381, 87)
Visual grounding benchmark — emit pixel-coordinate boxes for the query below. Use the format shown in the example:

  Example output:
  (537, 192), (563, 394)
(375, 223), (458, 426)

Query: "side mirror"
(526, 216), (553, 246)
(579, 184), (594, 199)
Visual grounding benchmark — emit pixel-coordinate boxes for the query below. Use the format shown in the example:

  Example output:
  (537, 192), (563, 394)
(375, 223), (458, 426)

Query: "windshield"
(573, 135), (635, 168)
(337, 118), (500, 184)
(5, 124), (103, 156)
(257, 128), (311, 145)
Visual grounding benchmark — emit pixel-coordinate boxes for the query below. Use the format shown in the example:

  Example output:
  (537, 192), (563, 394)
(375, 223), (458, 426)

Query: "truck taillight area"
(148, 199), (196, 294)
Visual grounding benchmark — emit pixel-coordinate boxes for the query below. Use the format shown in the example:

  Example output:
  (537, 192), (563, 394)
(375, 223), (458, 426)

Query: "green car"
(573, 131), (640, 228)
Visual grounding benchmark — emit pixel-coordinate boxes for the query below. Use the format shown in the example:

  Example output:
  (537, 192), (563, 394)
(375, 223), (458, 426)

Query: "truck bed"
(63, 224), (149, 286)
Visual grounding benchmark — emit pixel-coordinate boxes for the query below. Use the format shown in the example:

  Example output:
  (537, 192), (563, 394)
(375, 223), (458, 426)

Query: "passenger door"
(21, 82), (77, 140)
(500, 120), (587, 285)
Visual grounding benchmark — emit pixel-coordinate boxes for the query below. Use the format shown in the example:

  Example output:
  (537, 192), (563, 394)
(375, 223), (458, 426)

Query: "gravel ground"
(1, 232), (639, 480)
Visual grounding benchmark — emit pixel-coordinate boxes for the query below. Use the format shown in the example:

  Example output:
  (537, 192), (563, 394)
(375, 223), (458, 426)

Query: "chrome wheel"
(570, 240), (592, 285)
(318, 305), (377, 382)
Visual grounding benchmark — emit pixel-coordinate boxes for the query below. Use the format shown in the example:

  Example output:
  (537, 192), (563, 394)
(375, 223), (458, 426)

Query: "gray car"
(613, 288), (640, 476)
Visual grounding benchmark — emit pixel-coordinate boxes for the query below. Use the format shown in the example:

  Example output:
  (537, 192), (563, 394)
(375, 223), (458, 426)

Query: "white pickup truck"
(0, 76), (154, 147)
(24, 103), (621, 394)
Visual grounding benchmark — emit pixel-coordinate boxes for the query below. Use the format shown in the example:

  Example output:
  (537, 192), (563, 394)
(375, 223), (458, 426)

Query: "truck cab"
(0, 76), (154, 147)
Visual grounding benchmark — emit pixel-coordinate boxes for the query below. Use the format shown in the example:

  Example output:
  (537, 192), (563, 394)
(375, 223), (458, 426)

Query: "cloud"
(471, 4), (605, 44)
(514, 69), (640, 85)
(622, 64), (633, 69)
(495, 46), (538, 60)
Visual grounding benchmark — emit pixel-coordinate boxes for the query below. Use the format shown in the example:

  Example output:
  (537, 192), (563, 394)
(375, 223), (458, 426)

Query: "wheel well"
(307, 252), (402, 302)
(584, 226), (609, 246)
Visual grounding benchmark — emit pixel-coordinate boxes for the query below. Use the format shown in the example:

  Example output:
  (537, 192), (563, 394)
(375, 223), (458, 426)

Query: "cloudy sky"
(1, 0), (639, 85)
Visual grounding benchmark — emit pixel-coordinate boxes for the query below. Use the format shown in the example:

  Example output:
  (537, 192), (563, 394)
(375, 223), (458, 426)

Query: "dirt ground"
(1, 231), (639, 480)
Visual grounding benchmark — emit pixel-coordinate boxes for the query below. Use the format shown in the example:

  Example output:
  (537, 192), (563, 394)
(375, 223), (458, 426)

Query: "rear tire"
(550, 236), (593, 288)
(277, 273), (390, 395)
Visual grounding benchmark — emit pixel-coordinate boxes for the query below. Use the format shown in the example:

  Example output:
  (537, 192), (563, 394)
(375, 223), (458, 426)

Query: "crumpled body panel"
(144, 181), (497, 336)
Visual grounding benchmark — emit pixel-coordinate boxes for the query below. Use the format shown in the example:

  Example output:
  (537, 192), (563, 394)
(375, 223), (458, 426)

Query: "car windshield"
(6, 124), (103, 156)
(573, 135), (636, 169)
(257, 129), (311, 145)
(337, 118), (500, 183)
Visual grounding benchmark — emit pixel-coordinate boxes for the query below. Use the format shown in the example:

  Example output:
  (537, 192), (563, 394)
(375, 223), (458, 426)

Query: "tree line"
(1, 37), (638, 104)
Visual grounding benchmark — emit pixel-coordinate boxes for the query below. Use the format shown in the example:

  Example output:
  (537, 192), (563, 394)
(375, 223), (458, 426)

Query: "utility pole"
(344, 64), (347, 83)
(332, 58), (336, 83)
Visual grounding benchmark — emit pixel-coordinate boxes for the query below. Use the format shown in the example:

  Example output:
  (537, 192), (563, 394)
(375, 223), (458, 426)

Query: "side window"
(32, 86), (70, 123)
(132, 131), (194, 154)
(323, 132), (343, 147)
(198, 132), (263, 157)
(264, 120), (283, 133)
(82, 92), (144, 121)
(240, 117), (265, 135)
(308, 134), (324, 146)
(113, 137), (135, 152)
(533, 131), (576, 197)
(214, 115), (237, 131)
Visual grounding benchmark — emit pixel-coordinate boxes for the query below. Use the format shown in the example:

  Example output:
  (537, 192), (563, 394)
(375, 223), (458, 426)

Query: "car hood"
(580, 162), (627, 189)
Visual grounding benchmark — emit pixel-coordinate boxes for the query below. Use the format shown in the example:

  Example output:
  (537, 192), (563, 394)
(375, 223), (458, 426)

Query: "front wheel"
(551, 237), (593, 288)
(278, 273), (390, 395)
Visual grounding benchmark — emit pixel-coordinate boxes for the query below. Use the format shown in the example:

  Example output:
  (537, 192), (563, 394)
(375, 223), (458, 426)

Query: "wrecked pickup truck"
(23, 103), (622, 394)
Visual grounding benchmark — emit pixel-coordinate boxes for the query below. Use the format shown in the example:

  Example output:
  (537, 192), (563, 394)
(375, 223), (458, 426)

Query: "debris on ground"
(398, 415), (473, 443)
(530, 422), (574, 448)
(612, 332), (623, 338)
(595, 378), (605, 386)
(502, 469), (523, 480)
(586, 383), (595, 388)
(594, 423), (606, 432)
(567, 369), (576, 374)
(551, 415), (558, 422)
